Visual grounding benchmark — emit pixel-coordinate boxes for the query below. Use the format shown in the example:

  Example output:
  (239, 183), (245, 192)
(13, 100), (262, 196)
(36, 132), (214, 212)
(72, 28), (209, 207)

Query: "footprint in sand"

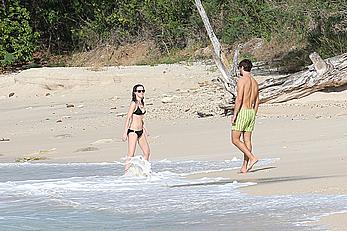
(147, 135), (160, 144)
(91, 139), (113, 145)
(113, 138), (126, 143)
(54, 134), (72, 139)
(74, 147), (99, 153)
(0, 138), (10, 142)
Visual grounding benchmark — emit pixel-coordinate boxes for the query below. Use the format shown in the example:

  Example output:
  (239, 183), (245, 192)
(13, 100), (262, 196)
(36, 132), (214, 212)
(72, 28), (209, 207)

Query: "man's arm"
(254, 92), (260, 114)
(232, 79), (244, 123)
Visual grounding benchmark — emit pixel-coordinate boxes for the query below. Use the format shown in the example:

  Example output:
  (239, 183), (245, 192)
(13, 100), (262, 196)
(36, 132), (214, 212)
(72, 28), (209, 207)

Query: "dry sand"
(1, 63), (346, 229)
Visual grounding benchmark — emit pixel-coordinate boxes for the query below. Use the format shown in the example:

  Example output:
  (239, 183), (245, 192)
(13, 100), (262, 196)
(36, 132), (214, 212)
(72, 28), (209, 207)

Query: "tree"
(0, 0), (38, 66)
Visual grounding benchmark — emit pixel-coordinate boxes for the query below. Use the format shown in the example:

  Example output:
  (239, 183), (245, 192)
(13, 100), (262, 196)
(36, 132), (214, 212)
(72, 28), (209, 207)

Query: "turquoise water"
(0, 158), (346, 231)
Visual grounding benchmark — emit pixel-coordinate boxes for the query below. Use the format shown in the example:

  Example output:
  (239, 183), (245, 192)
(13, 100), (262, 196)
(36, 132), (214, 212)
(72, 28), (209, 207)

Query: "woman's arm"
(143, 120), (149, 136)
(122, 102), (136, 141)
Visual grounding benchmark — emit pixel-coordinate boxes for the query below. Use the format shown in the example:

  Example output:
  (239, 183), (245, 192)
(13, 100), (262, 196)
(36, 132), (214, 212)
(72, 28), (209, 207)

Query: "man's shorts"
(232, 108), (256, 132)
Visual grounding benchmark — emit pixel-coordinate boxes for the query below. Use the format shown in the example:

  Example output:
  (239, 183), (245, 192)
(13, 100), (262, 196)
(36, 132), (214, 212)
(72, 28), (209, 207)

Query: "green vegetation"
(1, 0), (346, 69)
(0, 0), (38, 66)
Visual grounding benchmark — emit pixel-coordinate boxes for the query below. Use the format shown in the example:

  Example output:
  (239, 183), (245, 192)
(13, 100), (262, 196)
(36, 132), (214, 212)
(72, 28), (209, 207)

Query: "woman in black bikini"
(122, 84), (150, 169)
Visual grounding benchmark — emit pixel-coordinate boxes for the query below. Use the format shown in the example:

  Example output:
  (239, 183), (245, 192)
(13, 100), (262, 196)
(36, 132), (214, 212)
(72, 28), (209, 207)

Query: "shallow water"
(0, 158), (346, 231)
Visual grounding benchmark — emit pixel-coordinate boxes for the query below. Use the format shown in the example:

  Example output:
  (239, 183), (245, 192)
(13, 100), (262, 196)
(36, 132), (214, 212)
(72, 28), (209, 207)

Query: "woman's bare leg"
(126, 133), (138, 171)
(138, 134), (150, 161)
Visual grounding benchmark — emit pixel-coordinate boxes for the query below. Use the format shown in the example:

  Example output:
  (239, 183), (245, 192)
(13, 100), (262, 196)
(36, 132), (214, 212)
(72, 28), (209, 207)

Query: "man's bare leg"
(243, 131), (258, 171)
(232, 131), (257, 173)
(240, 132), (252, 173)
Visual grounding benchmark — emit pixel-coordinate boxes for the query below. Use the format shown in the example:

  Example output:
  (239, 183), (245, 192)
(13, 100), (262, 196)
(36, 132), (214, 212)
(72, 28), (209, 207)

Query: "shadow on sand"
(169, 175), (342, 188)
(248, 166), (277, 173)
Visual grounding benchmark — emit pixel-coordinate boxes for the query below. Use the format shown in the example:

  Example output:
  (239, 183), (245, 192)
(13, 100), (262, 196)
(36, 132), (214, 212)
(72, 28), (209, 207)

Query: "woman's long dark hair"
(132, 84), (145, 105)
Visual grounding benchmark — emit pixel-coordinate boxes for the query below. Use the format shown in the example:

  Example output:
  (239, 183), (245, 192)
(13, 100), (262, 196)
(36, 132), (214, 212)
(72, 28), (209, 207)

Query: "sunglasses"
(135, 89), (145, 93)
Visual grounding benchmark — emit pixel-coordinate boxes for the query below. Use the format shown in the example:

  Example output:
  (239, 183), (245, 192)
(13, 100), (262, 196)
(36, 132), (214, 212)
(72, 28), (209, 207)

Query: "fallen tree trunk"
(259, 52), (347, 103)
(219, 52), (347, 115)
(194, 0), (236, 97)
(194, 1), (346, 109)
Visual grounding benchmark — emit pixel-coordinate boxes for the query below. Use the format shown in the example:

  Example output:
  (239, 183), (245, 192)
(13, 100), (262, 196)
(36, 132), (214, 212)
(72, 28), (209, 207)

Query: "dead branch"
(259, 52), (347, 103)
(194, 0), (236, 96)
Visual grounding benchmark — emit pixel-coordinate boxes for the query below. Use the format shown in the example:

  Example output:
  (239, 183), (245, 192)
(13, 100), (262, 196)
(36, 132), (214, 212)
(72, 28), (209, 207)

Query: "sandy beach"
(0, 64), (346, 230)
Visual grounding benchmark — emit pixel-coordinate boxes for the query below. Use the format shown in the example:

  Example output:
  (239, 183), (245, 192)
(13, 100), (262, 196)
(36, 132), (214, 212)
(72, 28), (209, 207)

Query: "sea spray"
(124, 156), (153, 178)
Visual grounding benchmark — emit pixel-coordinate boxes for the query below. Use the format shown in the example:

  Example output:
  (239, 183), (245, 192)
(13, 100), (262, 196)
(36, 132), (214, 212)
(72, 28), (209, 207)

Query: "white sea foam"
(124, 156), (153, 178)
(0, 162), (117, 167)
(0, 157), (345, 231)
(158, 158), (172, 163)
(303, 209), (347, 223)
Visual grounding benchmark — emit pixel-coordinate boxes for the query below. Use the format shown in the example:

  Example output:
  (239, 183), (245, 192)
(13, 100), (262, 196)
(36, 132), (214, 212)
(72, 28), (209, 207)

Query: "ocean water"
(0, 157), (346, 231)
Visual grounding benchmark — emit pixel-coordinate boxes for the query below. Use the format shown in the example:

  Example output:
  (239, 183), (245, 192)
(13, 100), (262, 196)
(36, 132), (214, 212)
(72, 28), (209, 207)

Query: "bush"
(2, 0), (347, 69)
(0, 1), (38, 66)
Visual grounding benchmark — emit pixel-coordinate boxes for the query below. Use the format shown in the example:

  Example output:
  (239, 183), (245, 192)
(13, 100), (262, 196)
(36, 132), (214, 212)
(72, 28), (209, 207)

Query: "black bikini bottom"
(127, 129), (143, 138)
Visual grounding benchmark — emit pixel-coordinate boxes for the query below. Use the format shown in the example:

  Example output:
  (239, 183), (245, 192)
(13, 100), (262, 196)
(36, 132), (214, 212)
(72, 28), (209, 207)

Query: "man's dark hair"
(238, 59), (253, 72)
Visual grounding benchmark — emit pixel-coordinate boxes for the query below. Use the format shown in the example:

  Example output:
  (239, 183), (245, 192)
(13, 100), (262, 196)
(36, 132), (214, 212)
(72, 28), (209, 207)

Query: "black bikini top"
(133, 105), (146, 115)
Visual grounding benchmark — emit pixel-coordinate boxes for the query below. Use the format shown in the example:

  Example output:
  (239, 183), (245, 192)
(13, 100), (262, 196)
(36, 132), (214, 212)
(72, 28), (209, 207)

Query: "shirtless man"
(231, 59), (259, 173)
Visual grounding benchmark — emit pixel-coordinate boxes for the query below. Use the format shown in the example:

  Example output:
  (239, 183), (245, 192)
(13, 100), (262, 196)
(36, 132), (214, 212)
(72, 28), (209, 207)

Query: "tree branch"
(194, 0), (236, 97)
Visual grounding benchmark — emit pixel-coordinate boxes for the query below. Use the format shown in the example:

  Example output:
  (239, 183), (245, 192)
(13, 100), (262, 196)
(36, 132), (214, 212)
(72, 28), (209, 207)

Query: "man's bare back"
(238, 75), (259, 111)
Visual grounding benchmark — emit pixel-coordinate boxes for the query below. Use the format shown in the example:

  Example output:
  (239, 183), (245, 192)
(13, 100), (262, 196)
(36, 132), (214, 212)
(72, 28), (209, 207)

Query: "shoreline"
(2, 116), (346, 195)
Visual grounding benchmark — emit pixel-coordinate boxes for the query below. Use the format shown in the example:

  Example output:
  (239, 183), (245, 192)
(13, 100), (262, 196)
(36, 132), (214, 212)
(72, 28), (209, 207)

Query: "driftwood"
(260, 52), (347, 103)
(195, 1), (346, 110)
(220, 52), (347, 113)
(194, 0), (236, 96)
(231, 44), (242, 77)
(219, 103), (235, 116)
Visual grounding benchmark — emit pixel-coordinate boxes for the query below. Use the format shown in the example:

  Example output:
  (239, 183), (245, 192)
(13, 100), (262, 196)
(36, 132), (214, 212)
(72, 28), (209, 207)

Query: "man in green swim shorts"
(231, 59), (260, 173)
